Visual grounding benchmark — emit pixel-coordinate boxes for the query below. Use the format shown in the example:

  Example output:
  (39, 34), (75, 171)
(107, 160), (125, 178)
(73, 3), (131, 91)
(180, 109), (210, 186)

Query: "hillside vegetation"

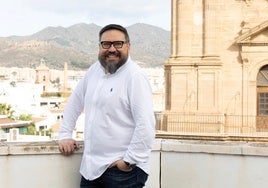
(0, 23), (170, 70)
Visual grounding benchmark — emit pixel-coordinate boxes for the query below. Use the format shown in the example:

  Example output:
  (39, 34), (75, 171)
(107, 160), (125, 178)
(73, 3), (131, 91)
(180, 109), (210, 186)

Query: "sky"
(0, 0), (171, 37)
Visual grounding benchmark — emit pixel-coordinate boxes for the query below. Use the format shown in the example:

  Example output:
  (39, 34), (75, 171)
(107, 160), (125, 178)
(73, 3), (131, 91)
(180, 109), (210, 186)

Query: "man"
(58, 24), (155, 188)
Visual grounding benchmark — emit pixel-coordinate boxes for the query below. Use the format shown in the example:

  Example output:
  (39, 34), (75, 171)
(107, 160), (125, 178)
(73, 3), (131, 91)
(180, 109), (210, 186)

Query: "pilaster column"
(203, 0), (219, 57)
(171, 0), (203, 58)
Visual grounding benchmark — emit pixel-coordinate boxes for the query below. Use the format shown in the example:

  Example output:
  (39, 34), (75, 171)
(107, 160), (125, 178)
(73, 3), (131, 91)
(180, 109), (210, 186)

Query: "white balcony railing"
(1, 139), (268, 188)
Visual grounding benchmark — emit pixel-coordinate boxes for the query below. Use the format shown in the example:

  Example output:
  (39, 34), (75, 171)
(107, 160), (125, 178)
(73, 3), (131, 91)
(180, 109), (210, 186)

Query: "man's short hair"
(99, 24), (130, 42)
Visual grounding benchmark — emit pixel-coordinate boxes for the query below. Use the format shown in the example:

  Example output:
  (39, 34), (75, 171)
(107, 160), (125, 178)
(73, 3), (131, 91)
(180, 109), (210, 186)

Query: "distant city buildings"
(0, 60), (164, 141)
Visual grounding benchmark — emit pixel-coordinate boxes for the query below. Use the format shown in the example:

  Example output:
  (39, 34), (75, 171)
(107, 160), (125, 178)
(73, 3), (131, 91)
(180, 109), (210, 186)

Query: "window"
(258, 93), (268, 115)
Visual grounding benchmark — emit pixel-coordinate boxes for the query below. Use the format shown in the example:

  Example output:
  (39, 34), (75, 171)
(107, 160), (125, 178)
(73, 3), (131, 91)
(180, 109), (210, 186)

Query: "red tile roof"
(0, 118), (31, 129)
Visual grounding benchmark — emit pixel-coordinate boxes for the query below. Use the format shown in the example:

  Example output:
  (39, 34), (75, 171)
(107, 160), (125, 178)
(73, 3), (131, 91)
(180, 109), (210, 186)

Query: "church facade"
(164, 0), (268, 133)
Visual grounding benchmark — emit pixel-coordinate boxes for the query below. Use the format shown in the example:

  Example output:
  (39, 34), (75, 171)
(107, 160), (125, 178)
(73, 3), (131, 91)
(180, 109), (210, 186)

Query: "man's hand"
(59, 138), (79, 156)
(109, 159), (133, 172)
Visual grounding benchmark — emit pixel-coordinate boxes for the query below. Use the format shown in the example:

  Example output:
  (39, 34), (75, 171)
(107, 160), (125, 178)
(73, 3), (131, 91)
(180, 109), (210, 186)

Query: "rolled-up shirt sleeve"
(58, 77), (86, 140)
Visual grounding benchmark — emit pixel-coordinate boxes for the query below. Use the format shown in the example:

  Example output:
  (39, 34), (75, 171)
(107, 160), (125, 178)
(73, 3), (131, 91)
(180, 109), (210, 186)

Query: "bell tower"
(35, 58), (50, 92)
(165, 0), (222, 113)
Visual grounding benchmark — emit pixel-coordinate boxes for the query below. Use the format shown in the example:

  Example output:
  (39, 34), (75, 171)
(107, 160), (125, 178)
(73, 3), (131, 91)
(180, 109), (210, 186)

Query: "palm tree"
(0, 103), (14, 118)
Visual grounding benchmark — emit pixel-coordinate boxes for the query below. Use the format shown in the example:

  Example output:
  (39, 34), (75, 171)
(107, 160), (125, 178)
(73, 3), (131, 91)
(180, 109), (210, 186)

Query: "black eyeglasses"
(100, 41), (126, 49)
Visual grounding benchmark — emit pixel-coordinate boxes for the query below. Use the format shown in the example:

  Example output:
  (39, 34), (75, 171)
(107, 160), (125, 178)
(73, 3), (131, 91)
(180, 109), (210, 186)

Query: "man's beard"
(99, 52), (128, 74)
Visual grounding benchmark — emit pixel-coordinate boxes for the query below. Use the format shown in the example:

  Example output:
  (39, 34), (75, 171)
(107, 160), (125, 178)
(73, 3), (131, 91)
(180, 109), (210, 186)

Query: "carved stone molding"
(241, 0), (252, 6)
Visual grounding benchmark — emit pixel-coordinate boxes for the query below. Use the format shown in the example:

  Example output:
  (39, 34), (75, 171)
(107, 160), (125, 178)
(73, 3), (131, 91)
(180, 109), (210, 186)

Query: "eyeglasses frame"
(100, 41), (127, 49)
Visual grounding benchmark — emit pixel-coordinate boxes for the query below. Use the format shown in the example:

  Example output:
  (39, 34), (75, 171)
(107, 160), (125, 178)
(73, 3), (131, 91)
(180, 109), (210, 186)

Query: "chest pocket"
(99, 83), (130, 113)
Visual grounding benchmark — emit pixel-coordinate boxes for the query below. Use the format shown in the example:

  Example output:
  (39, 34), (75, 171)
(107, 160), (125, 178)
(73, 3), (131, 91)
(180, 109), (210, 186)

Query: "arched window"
(256, 65), (268, 131)
(257, 65), (268, 115)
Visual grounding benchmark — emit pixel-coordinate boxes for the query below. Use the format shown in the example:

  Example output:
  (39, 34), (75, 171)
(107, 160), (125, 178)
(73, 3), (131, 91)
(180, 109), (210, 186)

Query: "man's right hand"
(59, 139), (79, 156)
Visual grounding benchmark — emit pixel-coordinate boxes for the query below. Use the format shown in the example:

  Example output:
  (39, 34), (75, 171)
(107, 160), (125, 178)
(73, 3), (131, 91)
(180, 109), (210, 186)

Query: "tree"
(0, 103), (14, 118)
(26, 124), (36, 135)
(10, 81), (16, 87)
(18, 114), (32, 121)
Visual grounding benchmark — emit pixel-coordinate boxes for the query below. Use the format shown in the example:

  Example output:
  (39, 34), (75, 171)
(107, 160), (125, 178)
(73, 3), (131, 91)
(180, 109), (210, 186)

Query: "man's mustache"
(105, 52), (120, 57)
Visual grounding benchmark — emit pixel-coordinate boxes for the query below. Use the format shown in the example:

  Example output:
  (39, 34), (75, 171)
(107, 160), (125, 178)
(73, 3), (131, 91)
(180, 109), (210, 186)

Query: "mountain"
(0, 23), (170, 70)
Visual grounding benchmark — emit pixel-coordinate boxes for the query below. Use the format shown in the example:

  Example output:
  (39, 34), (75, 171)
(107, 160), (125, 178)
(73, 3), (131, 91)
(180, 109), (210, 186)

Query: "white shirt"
(59, 57), (155, 180)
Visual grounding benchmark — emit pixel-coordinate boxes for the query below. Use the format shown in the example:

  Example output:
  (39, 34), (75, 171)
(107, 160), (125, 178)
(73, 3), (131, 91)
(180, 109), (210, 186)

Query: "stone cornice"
(165, 56), (222, 66)
(236, 20), (268, 45)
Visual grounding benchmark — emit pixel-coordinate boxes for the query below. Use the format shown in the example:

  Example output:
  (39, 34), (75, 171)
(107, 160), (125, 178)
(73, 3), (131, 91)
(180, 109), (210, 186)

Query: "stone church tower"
(165, 0), (268, 132)
(35, 58), (50, 92)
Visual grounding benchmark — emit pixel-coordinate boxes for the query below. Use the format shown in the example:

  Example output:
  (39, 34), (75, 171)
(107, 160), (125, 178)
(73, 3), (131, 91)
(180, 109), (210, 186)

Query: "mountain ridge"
(0, 23), (170, 70)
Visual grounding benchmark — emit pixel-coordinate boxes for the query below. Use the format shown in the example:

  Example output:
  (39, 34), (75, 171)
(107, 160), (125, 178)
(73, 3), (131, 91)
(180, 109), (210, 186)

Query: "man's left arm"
(123, 73), (156, 165)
